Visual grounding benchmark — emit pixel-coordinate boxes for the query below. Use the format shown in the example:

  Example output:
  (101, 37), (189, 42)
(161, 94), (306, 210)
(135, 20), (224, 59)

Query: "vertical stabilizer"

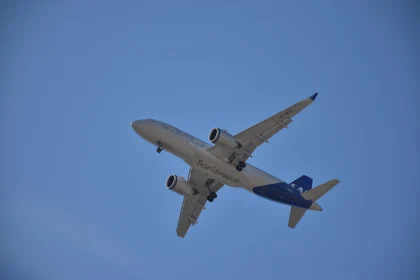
(290, 175), (313, 192)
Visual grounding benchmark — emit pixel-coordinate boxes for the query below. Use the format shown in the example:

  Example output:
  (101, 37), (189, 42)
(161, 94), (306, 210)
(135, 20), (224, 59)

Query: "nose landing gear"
(156, 140), (163, 153)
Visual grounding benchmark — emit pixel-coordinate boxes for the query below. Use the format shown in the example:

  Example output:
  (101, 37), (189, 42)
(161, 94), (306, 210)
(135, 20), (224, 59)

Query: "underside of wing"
(176, 168), (224, 238)
(176, 194), (208, 238)
(208, 93), (318, 164)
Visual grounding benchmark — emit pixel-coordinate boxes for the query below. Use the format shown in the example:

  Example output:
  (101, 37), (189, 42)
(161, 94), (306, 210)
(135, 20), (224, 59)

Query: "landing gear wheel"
(239, 161), (246, 168)
(236, 165), (243, 172)
(207, 196), (214, 202)
(156, 140), (163, 153)
(210, 192), (217, 199)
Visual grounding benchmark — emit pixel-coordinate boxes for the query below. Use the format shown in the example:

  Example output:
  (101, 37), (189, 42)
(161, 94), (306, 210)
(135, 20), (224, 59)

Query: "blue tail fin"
(290, 175), (313, 192)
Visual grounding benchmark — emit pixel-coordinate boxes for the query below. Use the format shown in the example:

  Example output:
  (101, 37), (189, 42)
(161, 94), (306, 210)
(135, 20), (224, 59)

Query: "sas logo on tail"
(290, 183), (304, 193)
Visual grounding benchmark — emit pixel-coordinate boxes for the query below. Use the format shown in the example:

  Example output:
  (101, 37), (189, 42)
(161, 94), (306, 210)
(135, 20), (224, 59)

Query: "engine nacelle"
(208, 128), (239, 148)
(166, 174), (197, 196)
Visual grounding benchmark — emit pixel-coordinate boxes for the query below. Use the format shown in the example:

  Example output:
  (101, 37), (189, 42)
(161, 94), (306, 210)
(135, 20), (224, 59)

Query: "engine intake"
(208, 128), (239, 148)
(166, 174), (197, 196)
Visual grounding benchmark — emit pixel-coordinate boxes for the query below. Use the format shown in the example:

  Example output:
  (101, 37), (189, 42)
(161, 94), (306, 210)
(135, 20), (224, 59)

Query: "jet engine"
(208, 128), (240, 148)
(166, 174), (197, 196)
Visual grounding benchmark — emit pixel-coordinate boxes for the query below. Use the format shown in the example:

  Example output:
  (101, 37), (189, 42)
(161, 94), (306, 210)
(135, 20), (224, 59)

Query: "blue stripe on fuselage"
(252, 182), (312, 209)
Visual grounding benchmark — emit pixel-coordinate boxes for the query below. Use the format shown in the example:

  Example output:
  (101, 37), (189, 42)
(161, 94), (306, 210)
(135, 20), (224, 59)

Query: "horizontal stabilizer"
(288, 179), (340, 229)
(288, 206), (308, 229)
(301, 179), (340, 201)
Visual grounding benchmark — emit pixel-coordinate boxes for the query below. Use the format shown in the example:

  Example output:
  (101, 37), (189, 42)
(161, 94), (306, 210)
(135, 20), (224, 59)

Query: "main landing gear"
(228, 153), (246, 172)
(235, 161), (246, 172)
(156, 140), (163, 153)
(205, 179), (218, 202)
(207, 192), (217, 202)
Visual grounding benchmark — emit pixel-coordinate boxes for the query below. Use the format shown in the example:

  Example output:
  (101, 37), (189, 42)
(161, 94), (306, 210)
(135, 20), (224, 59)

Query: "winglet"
(309, 92), (318, 101)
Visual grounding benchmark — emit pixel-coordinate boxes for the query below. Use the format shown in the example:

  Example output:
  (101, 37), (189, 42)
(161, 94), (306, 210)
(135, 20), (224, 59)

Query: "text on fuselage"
(196, 160), (240, 184)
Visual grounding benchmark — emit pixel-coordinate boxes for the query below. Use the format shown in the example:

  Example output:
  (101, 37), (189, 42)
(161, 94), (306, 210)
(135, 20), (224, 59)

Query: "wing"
(176, 168), (224, 238)
(208, 93), (318, 163)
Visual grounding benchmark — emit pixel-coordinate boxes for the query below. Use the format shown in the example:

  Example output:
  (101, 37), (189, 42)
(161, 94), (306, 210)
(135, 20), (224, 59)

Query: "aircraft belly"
(161, 129), (194, 159)
(185, 146), (247, 187)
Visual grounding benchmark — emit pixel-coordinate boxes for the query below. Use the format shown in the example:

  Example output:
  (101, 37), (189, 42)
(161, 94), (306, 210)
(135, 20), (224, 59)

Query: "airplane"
(131, 93), (340, 238)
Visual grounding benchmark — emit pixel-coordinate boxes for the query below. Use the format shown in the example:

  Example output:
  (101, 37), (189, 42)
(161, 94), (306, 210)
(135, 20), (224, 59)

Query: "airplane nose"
(131, 120), (147, 134)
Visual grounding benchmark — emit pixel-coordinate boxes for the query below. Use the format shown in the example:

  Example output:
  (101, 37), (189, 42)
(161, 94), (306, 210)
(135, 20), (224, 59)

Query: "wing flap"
(244, 118), (293, 151)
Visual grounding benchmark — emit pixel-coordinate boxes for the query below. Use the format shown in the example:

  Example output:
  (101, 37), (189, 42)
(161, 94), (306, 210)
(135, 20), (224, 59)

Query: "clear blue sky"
(1, 1), (419, 279)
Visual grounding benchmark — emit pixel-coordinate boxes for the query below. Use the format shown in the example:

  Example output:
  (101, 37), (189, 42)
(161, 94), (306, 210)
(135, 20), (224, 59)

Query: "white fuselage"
(132, 119), (284, 193)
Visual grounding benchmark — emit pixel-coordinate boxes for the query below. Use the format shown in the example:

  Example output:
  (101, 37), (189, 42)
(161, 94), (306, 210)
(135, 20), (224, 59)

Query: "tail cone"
(309, 201), (322, 211)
